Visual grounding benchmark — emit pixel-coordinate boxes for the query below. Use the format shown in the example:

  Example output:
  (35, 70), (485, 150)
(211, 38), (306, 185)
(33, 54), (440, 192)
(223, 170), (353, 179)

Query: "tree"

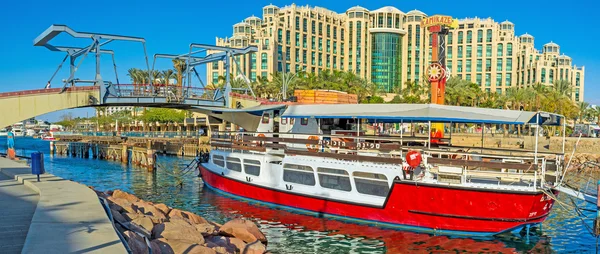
(172, 59), (187, 87)
(577, 101), (590, 123)
(141, 108), (187, 123)
(160, 69), (176, 86)
(589, 106), (600, 125)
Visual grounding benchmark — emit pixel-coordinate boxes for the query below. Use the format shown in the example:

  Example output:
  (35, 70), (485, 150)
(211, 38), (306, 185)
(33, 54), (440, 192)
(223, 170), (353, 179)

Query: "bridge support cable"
(48, 54), (69, 86)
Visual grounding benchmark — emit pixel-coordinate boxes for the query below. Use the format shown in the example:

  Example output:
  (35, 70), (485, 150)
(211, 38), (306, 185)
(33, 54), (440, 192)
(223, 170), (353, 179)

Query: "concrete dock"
(0, 157), (127, 253)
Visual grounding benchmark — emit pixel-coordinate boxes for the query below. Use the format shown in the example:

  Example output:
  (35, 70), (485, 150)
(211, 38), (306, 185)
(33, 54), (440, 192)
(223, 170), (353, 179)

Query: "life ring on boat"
(254, 133), (265, 147)
(306, 136), (320, 152)
(405, 150), (422, 168)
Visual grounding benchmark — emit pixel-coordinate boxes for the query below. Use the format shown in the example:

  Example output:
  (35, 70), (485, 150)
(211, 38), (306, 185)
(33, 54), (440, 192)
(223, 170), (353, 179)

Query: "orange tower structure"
(421, 15), (457, 143)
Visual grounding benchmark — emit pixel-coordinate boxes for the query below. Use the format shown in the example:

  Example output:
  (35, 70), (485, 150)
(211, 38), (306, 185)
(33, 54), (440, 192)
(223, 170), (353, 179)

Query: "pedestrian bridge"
(0, 84), (226, 128)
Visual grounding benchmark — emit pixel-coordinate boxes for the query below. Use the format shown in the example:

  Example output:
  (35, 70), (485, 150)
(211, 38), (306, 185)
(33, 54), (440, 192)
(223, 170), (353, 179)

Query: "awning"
(191, 104), (286, 131)
(281, 104), (563, 125)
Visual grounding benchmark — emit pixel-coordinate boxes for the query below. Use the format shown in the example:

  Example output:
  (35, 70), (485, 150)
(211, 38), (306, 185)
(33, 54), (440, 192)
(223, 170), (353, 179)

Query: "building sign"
(421, 15), (458, 28)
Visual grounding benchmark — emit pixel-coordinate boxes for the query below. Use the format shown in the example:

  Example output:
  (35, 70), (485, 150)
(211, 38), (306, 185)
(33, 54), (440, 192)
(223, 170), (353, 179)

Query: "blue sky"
(0, 0), (597, 122)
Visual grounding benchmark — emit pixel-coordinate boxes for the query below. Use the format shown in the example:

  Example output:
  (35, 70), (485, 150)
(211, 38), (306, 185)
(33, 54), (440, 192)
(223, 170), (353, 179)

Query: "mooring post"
(595, 180), (600, 237)
(121, 144), (128, 164)
(49, 141), (54, 156)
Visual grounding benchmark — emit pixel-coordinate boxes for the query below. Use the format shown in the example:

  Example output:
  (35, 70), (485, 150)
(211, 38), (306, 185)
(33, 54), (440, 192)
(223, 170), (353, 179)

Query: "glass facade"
(371, 33), (402, 93)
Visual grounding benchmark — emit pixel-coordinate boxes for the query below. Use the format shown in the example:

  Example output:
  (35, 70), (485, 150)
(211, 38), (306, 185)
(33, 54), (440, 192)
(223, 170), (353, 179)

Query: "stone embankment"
(94, 189), (267, 254)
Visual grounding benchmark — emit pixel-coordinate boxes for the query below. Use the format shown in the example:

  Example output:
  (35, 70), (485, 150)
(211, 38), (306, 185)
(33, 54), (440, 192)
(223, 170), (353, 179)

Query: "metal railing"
(110, 84), (217, 101)
(58, 131), (203, 138)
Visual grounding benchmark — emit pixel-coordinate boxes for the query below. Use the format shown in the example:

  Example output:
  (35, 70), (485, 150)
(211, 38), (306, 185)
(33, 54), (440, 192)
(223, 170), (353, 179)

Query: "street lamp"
(278, 51), (305, 100)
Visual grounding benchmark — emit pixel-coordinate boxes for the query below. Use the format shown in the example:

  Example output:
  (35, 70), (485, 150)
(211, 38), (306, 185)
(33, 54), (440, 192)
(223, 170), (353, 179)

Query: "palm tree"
(172, 59), (187, 87)
(552, 80), (573, 98)
(160, 70), (176, 86)
(589, 106), (600, 125)
(577, 101), (590, 123)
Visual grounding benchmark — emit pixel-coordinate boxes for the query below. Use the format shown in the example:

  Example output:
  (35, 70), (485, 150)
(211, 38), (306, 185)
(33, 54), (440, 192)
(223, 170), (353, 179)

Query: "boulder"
(123, 212), (143, 221)
(218, 219), (267, 244)
(110, 209), (128, 224)
(211, 246), (228, 254)
(195, 223), (218, 236)
(205, 236), (245, 253)
(108, 196), (137, 214)
(149, 240), (163, 254)
(152, 221), (205, 244)
(152, 238), (215, 254)
(124, 231), (149, 254)
(129, 221), (152, 239)
(242, 240), (266, 254)
(132, 216), (155, 233)
(168, 209), (208, 225)
(154, 203), (171, 215)
(113, 190), (140, 203)
(134, 201), (167, 219)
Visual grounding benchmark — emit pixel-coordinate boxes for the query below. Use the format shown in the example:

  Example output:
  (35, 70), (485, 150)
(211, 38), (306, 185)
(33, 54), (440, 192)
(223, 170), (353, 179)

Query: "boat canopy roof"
(281, 104), (563, 125)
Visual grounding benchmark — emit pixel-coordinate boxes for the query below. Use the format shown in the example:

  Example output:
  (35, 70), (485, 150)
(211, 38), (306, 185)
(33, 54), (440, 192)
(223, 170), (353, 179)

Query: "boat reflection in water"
(201, 186), (551, 253)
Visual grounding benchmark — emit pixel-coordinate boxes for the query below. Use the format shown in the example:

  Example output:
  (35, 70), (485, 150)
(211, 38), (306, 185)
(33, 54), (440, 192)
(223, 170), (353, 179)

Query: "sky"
(0, 0), (598, 122)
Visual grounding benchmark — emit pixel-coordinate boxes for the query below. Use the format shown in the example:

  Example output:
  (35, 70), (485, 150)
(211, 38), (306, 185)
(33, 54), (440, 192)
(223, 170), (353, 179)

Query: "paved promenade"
(0, 157), (126, 253)
(0, 171), (38, 253)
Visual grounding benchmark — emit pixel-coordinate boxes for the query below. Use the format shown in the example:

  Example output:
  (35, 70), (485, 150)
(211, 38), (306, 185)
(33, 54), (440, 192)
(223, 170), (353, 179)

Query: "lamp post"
(278, 51), (305, 100)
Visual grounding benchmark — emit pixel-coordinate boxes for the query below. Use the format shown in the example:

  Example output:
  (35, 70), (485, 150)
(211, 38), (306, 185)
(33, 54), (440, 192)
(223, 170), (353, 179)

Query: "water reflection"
(0, 137), (596, 253)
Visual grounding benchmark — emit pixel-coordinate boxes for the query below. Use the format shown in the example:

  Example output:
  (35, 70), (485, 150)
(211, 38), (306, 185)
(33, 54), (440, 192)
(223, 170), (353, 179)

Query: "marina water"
(1, 137), (596, 253)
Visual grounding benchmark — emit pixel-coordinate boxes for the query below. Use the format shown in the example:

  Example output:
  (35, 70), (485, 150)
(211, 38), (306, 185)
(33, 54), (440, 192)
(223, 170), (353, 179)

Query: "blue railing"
(56, 131), (202, 138)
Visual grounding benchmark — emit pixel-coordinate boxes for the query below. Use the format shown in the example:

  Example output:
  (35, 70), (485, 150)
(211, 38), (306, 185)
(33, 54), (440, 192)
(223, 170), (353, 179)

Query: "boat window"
(353, 172), (389, 197)
(261, 113), (270, 124)
(226, 157), (242, 172)
(283, 163), (315, 186)
(317, 167), (351, 191)
(301, 118), (308, 125)
(213, 155), (225, 167)
(281, 118), (288, 125)
(244, 159), (261, 176)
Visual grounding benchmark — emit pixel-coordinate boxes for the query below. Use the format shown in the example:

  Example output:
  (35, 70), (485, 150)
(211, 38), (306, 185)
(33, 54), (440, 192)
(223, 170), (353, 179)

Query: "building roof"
(234, 21), (250, 27)
(263, 4), (279, 9)
(501, 20), (513, 25)
(346, 6), (369, 13)
(245, 15), (261, 21)
(558, 54), (571, 59)
(281, 104), (563, 125)
(406, 9), (426, 16)
(544, 41), (559, 47)
(371, 6), (404, 14)
(520, 33), (534, 38)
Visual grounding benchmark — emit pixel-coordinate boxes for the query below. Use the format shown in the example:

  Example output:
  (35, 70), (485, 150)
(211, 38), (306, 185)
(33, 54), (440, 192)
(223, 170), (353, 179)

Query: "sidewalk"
(0, 158), (126, 253)
(0, 172), (38, 253)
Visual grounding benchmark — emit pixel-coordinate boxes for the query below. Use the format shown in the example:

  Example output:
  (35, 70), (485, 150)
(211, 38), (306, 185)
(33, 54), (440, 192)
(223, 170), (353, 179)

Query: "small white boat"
(25, 129), (36, 136)
(0, 128), (8, 137)
(12, 128), (25, 137)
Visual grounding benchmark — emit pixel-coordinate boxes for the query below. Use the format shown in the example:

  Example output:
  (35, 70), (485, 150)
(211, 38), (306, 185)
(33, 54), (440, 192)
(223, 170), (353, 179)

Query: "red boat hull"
(199, 165), (555, 236)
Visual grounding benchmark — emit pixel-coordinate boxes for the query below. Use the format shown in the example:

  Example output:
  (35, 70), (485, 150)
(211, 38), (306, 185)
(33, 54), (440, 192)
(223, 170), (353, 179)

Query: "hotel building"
(207, 4), (585, 101)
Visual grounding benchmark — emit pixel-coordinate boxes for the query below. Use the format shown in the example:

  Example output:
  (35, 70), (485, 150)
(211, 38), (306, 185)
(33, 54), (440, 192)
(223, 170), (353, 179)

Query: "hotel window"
(486, 45), (492, 57)
(353, 172), (389, 197)
(549, 69), (554, 83)
(486, 59), (491, 72)
(341, 43), (345, 55)
(458, 31), (463, 44)
(476, 74), (482, 85)
(447, 46), (452, 59)
(277, 29), (282, 42)
(576, 73), (581, 86)
(541, 68), (547, 83)
(458, 46), (463, 58)
(507, 43), (513, 56)
(486, 29), (492, 42)
(576, 88), (580, 101)
(466, 60), (472, 72)
(261, 53), (268, 70)
(311, 52), (315, 65)
(333, 43), (337, 54)
(318, 53), (322, 66)
(341, 28), (344, 40)
(476, 59), (482, 72)
(333, 29), (337, 39)
(326, 40), (330, 52)
(448, 32), (453, 44)
(212, 155), (225, 167)
(326, 55), (330, 68)
(283, 164), (315, 186)
(295, 16), (300, 30)
(226, 157), (242, 172)
(312, 21), (316, 34)
(485, 88), (491, 93)
(477, 29), (483, 43)
(327, 24), (330, 37)
(477, 45), (482, 57)
(485, 73), (491, 87)
(497, 44), (503, 57)
(319, 38), (323, 51)
(528, 70), (531, 83)
(457, 60), (463, 72)
(467, 31), (472, 43)
(303, 18), (307, 32)
(497, 59), (503, 71)
(303, 35), (307, 48)
(333, 56), (337, 68)
(447, 60), (452, 73)
(212, 62), (218, 69)
(303, 50), (307, 64)
(506, 73), (512, 86)
(497, 73), (503, 86)
(212, 72), (218, 84)
(466, 45), (472, 57)
(496, 88), (502, 94)
(261, 71), (267, 78)
(311, 36), (316, 49)
(318, 22), (323, 35)
(295, 49), (300, 62)
(466, 74), (471, 81)
(244, 159), (261, 177)
(318, 167), (351, 192)
(506, 58), (512, 71)
(295, 33), (300, 46)
(250, 53), (256, 70)
(250, 72), (256, 82)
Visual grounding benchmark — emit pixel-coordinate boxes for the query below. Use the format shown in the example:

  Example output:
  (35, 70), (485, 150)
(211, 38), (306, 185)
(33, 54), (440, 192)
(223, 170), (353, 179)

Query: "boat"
(26, 129), (36, 137)
(0, 128), (8, 137)
(41, 131), (55, 141)
(195, 104), (568, 237)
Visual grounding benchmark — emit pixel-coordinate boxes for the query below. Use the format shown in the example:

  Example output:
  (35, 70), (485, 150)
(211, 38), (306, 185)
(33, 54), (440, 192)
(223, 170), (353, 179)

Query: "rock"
(168, 209), (208, 225)
(152, 221), (205, 244)
(152, 238), (215, 254)
(132, 216), (155, 233)
(110, 209), (128, 224)
(154, 203), (171, 215)
(124, 231), (149, 254)
(106, 189), (114, 195)
(149, 240), (163, 254)
(108, 196), (137, 214)
(211, 246), (228, 254)
(242, 240), (266, 254)
(129, 221), (152, 239)
(195, 223), (218, 236)
(113, 189), (140, 203)
(205, 236), (245, 253)
(134, 201), (167, 219)
(123, 212), (143, 221)
(219, 219), (267, 244)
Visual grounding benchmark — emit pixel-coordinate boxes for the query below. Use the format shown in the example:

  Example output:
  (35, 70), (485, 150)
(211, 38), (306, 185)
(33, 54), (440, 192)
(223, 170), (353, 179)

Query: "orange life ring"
(306, 136), (320, 152)
(254, 133), (265, 147)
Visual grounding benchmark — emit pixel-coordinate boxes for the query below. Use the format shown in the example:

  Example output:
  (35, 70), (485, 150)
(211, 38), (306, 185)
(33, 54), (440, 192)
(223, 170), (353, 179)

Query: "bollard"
(31, 152), (45, 182)
(49, 141), (54, 155)
(595, 180), (600, 237)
